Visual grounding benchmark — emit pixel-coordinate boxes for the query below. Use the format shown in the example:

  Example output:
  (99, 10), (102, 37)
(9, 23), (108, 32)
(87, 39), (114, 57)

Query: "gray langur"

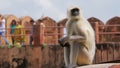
(58, 5), (96, 68)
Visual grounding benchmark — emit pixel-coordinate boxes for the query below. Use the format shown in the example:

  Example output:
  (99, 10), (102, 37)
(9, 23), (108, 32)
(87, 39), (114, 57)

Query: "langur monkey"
(58, 5), (96, 68)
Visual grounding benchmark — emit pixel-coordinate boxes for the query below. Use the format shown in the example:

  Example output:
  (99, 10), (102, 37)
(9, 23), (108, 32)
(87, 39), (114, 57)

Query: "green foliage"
(0, 45), (4, 48)
(14, 43), (22, 48)
(7, 45), (13, 48)
(42, 43), (47, 49)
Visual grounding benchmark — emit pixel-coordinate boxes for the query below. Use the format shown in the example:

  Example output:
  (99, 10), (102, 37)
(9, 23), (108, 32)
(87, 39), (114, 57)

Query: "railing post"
(40, 23), (45, 45)
(57, 24), (64, 38)
(33, 22), (45, 68)
(33, 23), (40, 46)
(60, 25), (64, 38)
(33, 22), (45, 46)
(95, 22), (99, 44)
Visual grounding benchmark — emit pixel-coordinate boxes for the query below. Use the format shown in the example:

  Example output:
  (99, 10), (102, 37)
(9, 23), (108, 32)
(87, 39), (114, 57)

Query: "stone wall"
(0, 44), (120, 68)
(0, 46), (42, 68)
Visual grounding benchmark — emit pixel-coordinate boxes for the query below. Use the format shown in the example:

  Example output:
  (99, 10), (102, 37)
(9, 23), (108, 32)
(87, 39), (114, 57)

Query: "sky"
(0, 0), (120, 23)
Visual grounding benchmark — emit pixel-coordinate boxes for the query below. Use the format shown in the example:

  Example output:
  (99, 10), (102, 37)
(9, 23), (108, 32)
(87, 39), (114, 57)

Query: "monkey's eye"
(71, 8), (79, 13)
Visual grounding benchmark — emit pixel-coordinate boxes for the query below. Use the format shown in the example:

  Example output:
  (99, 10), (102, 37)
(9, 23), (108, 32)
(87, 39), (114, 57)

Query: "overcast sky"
(0, 0), (120, 23)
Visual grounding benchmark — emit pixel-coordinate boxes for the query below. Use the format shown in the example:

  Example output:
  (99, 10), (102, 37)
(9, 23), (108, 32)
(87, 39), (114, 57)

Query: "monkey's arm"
(69, 35), (85, 41)
(58, 35), (85, 47)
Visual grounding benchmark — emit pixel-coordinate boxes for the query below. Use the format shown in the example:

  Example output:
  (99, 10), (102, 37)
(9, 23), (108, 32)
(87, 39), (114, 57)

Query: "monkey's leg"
(64, 46), (70, 67)
(69, 42), (80, 67)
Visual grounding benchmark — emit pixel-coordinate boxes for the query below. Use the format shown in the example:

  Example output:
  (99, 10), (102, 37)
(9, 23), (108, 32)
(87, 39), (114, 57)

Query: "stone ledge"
(77, 63), (120, 68)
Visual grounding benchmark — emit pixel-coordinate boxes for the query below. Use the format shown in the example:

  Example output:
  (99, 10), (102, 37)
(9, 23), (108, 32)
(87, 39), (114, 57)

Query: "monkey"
(58, 5), (96, 68)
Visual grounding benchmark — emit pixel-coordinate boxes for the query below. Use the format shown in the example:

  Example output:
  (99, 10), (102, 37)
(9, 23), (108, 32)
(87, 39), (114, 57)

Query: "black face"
(71, 8), (79, 16)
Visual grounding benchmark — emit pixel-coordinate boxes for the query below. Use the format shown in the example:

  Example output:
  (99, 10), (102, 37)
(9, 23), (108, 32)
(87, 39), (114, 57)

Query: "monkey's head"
(67, 5), (82, 20)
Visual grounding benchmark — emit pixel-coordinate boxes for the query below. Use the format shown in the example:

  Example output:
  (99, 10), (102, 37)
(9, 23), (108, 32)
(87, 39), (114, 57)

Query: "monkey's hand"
(58, 38), (64, 47)
(58, 37), (70, 47)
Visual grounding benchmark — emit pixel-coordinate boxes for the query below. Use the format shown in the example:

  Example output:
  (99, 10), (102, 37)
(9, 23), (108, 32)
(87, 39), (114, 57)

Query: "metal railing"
(1, 24), (120, 63)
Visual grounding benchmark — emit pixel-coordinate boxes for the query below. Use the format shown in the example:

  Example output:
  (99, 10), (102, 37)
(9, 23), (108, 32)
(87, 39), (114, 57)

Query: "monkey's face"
(67, 6), (81, 20)
(71, 8), (79, 16)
